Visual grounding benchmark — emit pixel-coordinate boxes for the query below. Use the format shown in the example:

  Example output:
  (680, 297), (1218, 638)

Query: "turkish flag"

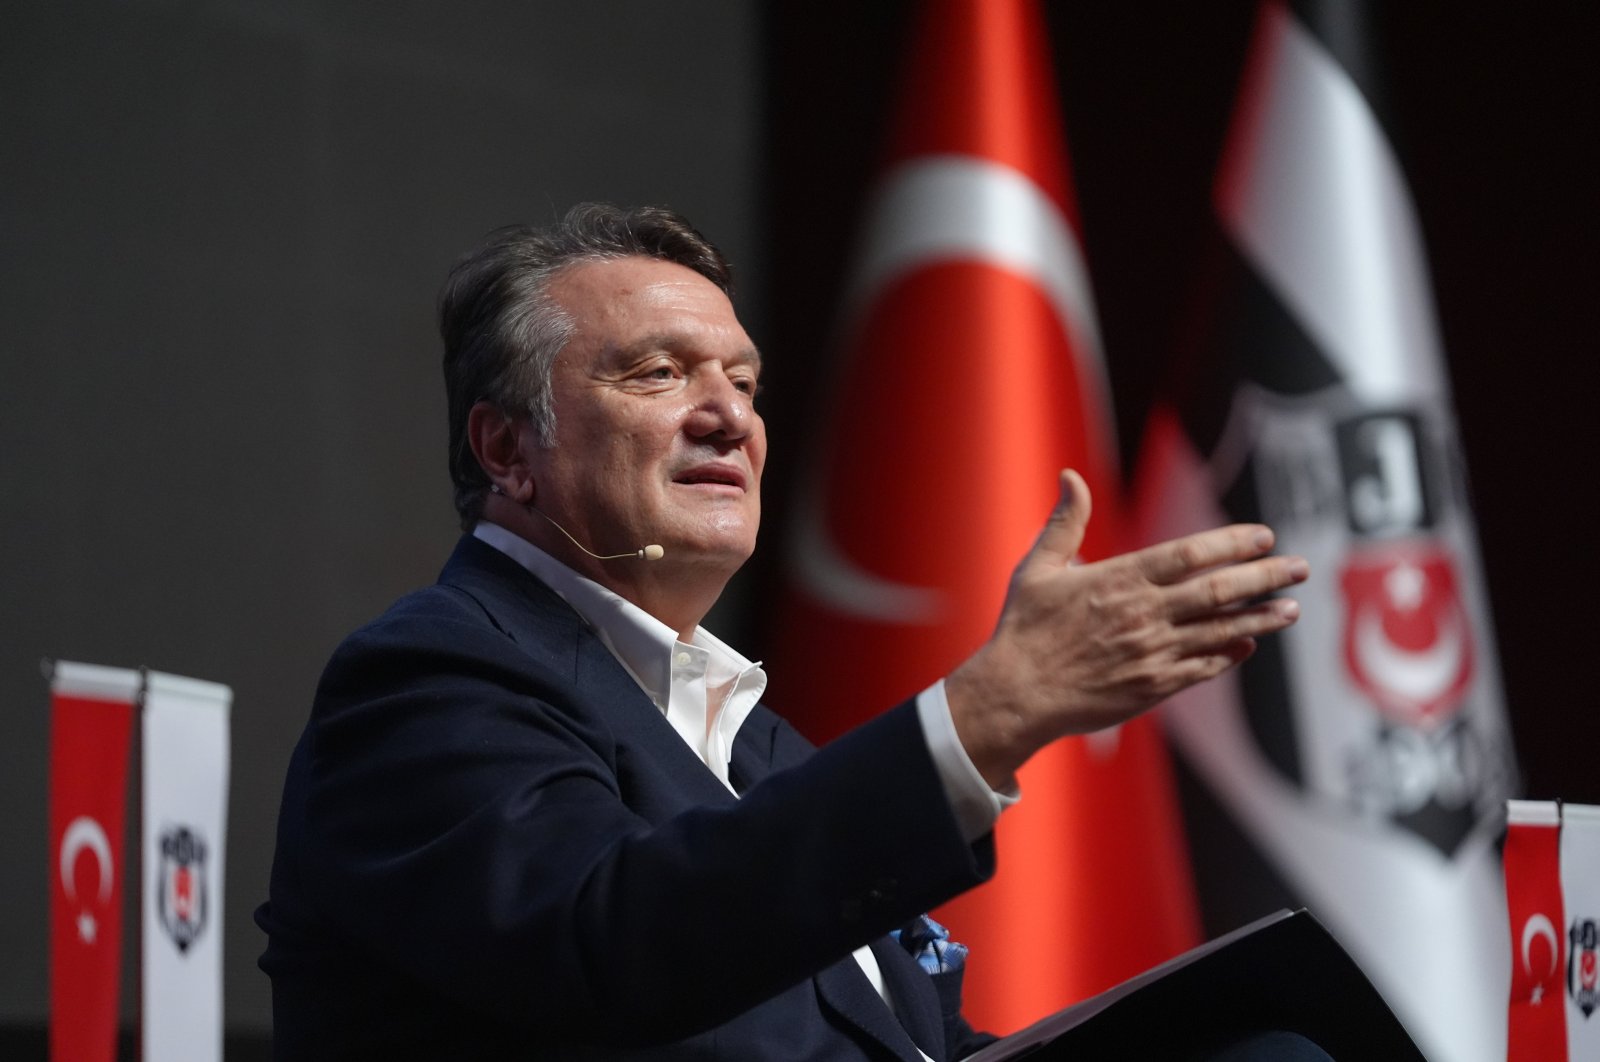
(766, 0), (1198, 1032)
(1504, 801), (1569, 1062)
(49, 663), (138, 1062)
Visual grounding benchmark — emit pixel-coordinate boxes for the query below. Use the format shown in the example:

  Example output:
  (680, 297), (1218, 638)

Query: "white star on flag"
(1384, 561), (1427, 609)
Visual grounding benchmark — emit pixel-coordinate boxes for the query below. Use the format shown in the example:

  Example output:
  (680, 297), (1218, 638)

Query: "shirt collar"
(471, 521), (761, 712)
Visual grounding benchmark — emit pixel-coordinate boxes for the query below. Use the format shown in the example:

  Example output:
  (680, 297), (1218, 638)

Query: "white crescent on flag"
(1352, 603), (1464, 704)
(791, 155), (1107, 621)
(1520, 913), (1559, 977)
(59, 815), (114, 904)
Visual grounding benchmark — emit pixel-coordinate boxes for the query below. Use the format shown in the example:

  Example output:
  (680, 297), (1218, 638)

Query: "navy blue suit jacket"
(258, 536), (997, 1059)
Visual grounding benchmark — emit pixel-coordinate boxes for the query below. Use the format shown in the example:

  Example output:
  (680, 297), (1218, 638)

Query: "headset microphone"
(490, 484), (665, 561)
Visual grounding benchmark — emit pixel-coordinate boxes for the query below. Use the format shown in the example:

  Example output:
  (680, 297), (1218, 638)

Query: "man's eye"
(645, 366), (677, 380)
(733, 378), (761, 396)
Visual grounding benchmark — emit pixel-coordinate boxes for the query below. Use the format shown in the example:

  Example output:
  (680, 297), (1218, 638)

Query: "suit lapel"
(727, 707), (778, 795)
(722, 671), (945, 1060)
(814, 955), (933, 1062)
(572, 633), (740, 809)
(444, 536), (739, 811)
(872, 936), (947, 1060)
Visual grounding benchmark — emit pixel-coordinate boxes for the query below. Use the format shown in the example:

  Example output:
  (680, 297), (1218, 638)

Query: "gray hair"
(438, 203), (734, 529)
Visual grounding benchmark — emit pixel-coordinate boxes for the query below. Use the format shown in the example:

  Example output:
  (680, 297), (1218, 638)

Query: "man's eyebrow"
(612, 333), (763, 370)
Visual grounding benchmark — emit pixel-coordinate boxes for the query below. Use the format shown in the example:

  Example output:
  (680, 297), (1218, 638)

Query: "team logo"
(156, 825), (208, 954)
(1339, 546), (1474, 729)
(1572, 918), (1599, 1018)
(1228, 396), (1512, 857)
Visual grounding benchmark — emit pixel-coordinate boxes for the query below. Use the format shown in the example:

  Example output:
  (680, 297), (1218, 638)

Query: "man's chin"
(656, 528), (758, 570)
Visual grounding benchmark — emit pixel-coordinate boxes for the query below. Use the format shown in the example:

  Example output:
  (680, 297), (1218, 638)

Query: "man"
(257, 204), (1312, 1059)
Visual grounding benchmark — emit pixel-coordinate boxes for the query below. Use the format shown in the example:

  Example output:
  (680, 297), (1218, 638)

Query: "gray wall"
(1, 0), (763, 1031)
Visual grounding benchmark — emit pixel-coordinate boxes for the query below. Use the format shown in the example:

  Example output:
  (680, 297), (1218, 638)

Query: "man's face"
(524, 255), (765, 572)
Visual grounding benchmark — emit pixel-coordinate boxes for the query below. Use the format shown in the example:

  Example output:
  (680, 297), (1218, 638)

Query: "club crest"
(1221, 393), (1513, 858)
(1339, 546), (1474, 729)
(156, 825), (208, 954)
(1572, 918), (1599, 1019)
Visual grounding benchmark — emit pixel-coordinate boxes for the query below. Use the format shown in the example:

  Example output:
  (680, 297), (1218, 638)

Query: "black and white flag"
(1134, 2), (1517, 1058)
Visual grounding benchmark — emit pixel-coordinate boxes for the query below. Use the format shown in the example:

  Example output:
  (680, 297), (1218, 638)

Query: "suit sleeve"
(280, 590), (994, 1047)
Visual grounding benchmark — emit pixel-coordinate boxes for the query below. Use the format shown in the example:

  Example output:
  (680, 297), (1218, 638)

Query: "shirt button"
(675, 652), (692, 667)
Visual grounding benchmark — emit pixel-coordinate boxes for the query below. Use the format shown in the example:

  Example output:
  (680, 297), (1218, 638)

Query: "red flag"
(1504, 801), (1568, 1062)
(49, 662), (138, 1062)
(769, 0), (1198, 1032)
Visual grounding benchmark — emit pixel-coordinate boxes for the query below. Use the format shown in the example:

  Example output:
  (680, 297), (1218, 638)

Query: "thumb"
(1022, 469), (1091, 572)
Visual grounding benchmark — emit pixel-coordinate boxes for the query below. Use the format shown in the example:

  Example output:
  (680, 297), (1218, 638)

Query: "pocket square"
(892, 914), (969, 975)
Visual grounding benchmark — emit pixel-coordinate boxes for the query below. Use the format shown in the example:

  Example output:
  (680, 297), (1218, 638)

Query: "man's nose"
(685, 374), (756, 441)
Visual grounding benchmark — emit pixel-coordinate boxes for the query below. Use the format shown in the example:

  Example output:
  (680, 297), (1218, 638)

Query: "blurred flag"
(49, 661), (138, 1062)
(142, 670), (231, 1062)
(1133, 2), (1516, 1058)
(1559, 805), (1600, 1057)
(768, 0), (1198, 1032)
(1504, 801), (1568, 1061)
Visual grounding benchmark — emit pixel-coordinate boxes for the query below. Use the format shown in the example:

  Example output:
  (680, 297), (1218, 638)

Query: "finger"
(1021, 469), (1092, 572)
(1190, 637), (1259, 673)
(1157, 638), (1259, 697)
(1132, 524), (1276, 586)
(1164, 555), (1310, 621)
(1170, 598), (1300, 656)
(1199, 637), (1259, 674)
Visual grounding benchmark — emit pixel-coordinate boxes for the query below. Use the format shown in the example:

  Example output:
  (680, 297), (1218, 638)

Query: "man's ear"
(466, 401), (535, 503)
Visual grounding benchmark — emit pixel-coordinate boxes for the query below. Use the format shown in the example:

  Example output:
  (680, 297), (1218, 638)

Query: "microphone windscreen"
(641, 545), (665, 561)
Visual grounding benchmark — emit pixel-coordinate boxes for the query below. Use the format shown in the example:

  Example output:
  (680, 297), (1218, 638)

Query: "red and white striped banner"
(1507, 800), (1600, 1060)
(49, 661), (139, 1062)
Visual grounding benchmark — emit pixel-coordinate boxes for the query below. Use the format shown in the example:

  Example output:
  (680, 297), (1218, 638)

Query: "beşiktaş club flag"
(768, 0), (1199, 1033)
(142, 670), (231, 1062)
(1504, 802), (1600, 1060)
(1560, 805), (1600, 1058)
(49, 661), (139, 1062)
(1132, 2), (1515, 1059)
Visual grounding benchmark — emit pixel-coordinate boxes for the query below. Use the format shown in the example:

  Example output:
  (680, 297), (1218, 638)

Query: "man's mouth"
(671, 463), (748, 491)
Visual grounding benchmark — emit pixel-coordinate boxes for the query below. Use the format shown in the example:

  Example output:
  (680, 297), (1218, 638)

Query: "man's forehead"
(550, 256), (756, 358)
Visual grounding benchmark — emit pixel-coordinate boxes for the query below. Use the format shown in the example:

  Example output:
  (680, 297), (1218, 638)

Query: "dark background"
(2, 0), (1594, 1047)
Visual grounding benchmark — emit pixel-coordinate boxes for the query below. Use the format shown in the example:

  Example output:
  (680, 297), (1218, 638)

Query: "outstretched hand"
(946, 469), (1309, 791)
